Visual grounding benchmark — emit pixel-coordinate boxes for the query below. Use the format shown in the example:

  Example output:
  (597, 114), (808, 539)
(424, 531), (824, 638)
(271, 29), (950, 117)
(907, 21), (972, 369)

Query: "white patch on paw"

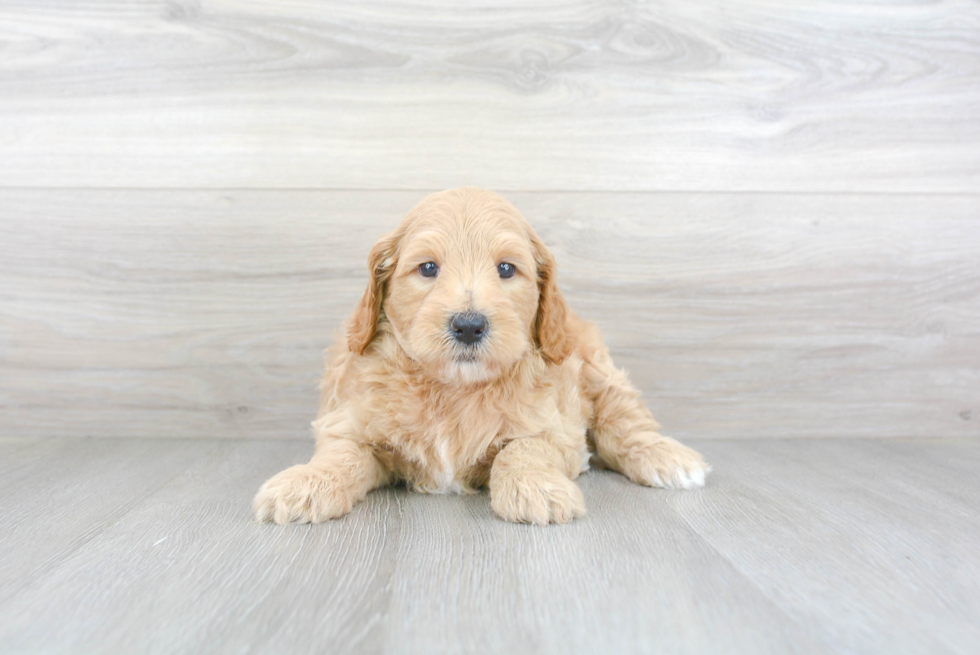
(676, 469), (693, 489)
(669, 464), (707, 490)
(639, 463), (708, 490)
(646, 470), (665, 487)
(626, 437), (710, 490)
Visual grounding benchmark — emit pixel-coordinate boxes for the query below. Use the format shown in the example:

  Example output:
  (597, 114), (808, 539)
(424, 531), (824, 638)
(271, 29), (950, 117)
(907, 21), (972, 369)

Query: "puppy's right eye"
(418, 262), (439, 278)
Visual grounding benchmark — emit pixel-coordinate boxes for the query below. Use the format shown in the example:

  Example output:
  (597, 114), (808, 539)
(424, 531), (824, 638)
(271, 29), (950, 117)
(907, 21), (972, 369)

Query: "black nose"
(450, 312), (489, 345)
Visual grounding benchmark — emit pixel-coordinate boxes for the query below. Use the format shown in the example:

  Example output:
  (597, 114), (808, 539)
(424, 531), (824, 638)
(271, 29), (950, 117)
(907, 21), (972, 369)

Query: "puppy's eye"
(418, 262), (439, 278)
(497, 262), (516, 279)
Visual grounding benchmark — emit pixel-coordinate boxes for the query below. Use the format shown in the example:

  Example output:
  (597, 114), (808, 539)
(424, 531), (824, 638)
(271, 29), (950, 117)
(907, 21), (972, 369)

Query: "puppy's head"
(347, 187), (574, 383)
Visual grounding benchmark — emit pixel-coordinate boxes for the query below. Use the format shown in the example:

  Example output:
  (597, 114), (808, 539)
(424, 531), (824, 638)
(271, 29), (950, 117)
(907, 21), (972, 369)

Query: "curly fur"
(253, 187), (710, 526)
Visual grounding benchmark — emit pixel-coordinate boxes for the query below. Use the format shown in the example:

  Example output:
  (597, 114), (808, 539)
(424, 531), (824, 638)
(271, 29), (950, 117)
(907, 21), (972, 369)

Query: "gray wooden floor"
(1, 437), (978, 655)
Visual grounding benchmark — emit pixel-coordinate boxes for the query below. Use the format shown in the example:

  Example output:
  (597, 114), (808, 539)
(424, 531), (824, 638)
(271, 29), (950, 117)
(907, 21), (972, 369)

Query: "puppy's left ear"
(347, 229), (400, 354)
(531, 232), (576, 364)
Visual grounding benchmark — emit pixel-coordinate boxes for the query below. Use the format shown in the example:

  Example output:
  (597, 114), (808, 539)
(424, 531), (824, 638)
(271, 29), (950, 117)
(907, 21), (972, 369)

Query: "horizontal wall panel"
(1, 189), (977, 439)
(0, 1), (978, 191)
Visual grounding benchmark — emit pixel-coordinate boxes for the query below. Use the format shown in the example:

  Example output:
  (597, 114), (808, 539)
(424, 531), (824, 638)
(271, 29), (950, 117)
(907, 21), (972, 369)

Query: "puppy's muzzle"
(450, 312), (489, 346)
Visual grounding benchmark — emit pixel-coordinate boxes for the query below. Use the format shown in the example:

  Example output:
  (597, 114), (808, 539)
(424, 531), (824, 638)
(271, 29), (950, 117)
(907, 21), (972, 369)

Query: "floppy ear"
(347, 230), (400, 354)
(531, 233), (576, 364)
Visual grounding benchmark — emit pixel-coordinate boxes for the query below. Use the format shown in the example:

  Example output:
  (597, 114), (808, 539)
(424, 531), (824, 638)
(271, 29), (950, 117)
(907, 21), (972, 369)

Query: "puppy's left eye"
(497, 262), (516, 279)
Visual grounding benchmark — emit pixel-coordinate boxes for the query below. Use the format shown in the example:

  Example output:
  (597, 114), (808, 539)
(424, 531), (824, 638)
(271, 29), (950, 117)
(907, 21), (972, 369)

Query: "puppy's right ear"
(347, 230), (400, 354)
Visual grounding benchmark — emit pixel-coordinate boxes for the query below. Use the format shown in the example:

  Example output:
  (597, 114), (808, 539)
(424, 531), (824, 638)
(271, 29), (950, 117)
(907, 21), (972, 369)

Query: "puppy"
(253, 187), (709, 526)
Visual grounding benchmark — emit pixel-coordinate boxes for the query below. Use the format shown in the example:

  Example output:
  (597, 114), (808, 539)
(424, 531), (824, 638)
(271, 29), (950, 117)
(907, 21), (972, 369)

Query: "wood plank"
(2, 189), (977, 439)
(0, 437), (225, 598)
(0, 438), (85, 494)
(1, 438), (978, 654)
(827, 437), (980, 513)
(1, 1), (978, 191)
(0, 438), (820, 655)
(0, 440), (406, 652)
(670, 439), (980, 655)
(0, 439), (408, 655)
(375, 470), (826, 655)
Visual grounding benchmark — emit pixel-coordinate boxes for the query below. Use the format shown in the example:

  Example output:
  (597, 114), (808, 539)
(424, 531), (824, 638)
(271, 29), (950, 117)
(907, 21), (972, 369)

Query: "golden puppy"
(253, 187), (709, 526)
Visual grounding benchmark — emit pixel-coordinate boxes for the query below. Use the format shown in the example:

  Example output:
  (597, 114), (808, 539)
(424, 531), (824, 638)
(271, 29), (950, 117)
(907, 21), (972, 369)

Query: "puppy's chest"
(368, 389), (526, 493)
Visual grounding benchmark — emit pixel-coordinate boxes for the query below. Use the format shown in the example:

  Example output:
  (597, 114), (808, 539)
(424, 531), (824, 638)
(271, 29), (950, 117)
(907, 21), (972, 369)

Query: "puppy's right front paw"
(252, 464), (352, 524)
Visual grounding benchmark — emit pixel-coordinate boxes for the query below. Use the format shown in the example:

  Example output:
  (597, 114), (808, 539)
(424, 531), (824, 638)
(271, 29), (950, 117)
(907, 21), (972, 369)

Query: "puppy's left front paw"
(621, 435), (711, 490)
(490, 469), (586, 526)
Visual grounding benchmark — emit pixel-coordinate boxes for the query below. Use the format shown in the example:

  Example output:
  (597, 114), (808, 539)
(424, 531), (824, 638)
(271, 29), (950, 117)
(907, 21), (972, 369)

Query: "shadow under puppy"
(254, 187), (709, 526)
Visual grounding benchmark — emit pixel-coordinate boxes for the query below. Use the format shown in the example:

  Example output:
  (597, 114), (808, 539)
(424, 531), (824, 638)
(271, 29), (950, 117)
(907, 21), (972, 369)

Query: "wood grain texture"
(0, 437), (978, 654)
(0, 438), (226, 601)
(1, 0), (978, 191)
(2, 189), (977, 440)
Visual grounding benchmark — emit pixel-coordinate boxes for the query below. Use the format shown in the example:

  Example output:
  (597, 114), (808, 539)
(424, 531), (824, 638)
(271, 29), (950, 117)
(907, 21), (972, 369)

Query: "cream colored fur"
(253, 187), (710, 526)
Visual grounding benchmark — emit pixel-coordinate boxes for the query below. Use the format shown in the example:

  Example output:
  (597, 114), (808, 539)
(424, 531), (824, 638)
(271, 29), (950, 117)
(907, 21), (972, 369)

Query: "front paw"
(490, 469), (586, 526)
(252, 464), (353, 524)
(621, 435), (710, 490)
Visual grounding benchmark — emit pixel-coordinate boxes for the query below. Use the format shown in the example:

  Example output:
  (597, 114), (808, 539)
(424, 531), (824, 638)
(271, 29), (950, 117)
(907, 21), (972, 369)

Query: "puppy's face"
(348, 188), (572, 383)
(385, 201), (540, 383)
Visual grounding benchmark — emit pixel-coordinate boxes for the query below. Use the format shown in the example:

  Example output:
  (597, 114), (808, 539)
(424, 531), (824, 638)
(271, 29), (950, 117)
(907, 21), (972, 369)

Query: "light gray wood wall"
(1, 1), (978, 439)
(2, 0), (979, 192)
